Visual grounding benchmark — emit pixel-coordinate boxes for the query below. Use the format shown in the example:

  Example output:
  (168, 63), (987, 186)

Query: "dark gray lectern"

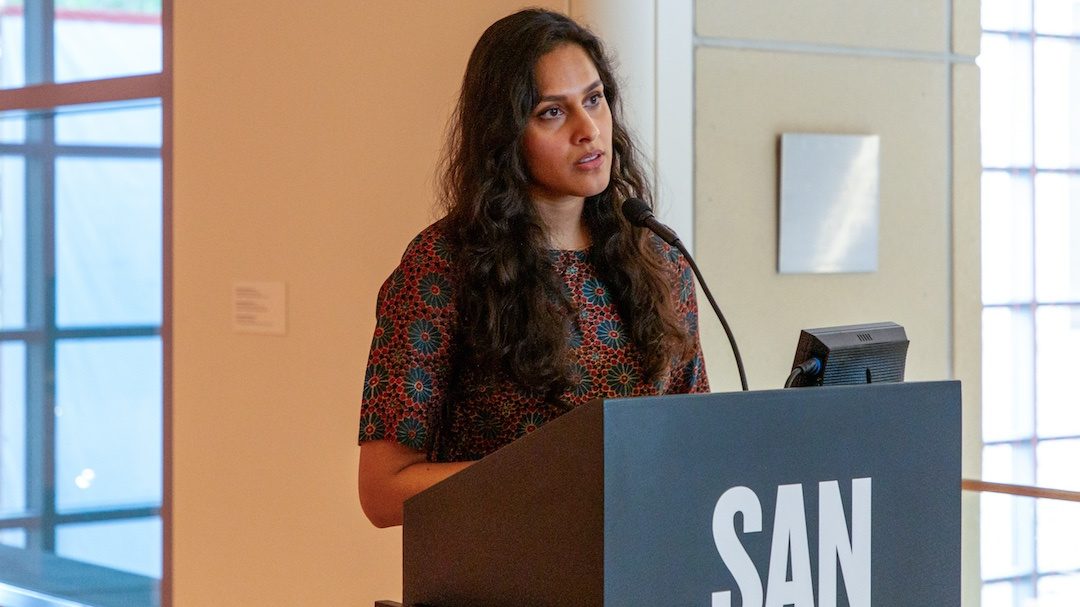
(401, 381), (960, 607)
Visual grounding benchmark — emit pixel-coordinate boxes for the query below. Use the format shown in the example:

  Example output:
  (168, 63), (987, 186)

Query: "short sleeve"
(662, 240), (710, 394)
(358, 225), (457, 451)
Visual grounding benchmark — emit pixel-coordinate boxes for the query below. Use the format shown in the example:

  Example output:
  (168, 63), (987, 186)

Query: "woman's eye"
(587, 92), (604, 106)
(539, 106), (563, 119)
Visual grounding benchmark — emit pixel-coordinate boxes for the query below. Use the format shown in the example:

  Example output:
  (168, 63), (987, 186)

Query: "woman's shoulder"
(376, 219), (456, 311)
(398, 219), (455, 271)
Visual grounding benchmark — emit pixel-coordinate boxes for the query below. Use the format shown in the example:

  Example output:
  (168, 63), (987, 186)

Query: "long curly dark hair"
(432, 9), (693, 455)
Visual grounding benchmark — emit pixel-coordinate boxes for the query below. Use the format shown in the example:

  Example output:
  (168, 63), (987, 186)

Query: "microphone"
(621, 198), (749, 391)
(621, 198), (681, 246)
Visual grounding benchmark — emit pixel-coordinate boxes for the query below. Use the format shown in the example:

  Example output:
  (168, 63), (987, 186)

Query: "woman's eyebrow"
(538, 79), (603, 103)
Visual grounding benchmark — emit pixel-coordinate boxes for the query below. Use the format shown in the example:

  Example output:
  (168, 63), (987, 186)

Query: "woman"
(357, 8), (708, 528)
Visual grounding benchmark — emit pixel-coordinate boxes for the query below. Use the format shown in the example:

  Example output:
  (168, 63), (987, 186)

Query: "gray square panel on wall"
(778, 133), (881, 274)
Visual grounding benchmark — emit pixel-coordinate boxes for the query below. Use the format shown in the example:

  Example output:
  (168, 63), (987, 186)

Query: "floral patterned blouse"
(358, 221), (709, 462)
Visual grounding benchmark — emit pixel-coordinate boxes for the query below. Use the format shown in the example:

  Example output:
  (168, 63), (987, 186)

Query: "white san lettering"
(711, 486), (764, 607)
(711, 478), (873, 607)
(818, 478), (872, 607)
(765, 484), (814, 607)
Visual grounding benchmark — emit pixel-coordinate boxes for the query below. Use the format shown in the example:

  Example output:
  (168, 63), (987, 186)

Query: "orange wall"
(172, 2), (563, 604)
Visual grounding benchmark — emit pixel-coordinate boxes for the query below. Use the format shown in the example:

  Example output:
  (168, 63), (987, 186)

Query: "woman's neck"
(531, 195), (589, 250)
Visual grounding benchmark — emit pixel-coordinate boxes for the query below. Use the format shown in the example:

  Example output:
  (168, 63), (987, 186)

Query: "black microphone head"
(621, 197), (654, 227)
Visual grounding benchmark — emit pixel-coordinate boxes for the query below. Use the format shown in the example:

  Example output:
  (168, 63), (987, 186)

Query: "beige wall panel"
(696, 0), (947, 53)
(954, 0), (982, 57)
(695, 49), (949, 393)
(172, 2), (564, 605)
(961, 490), (982, 605)
(953, 63), (982, 481)
(953, 62), (983, 605)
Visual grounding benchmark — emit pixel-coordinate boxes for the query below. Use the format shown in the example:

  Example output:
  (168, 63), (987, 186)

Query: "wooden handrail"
(962, 479), (1080, 503)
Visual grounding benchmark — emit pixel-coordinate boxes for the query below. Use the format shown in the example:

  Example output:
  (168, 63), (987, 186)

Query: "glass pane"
(1035, 443), (1080, 575)
(1034, 38), (1080, 169)
(982, 170), (1033, 304)
(0, 108), (26, 142)
(1035, 0), (1080, 36)
(55, 337), (161, 512)
(54, 0), (163, 84)
(56, 156), (162, 327)
(1034, 173), (1080, 302)
(0, 156), (27, 329)
(1038, 572), (1080, 603)
(982, 307), (1035, 442)
(983, 0), (1033, 31)
(55, 99), (162, 147)
(983, 443), (1035, 485)
(0, 2), (26, 89)
(980, 33), (1034, 168)
(981, 581), (1018, 607)
(1034, 306), (1080, 438)
(0, 341), (27, 515)
(0, 528), (26, 548)
(56, 516), (161, 578)
(1037, 439), (1080, 492)
(0, 109), (27, 144)
(981, 492), (1035, 580)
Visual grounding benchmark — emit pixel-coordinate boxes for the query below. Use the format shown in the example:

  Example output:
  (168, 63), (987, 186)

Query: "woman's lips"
(576, 150), (604, 169)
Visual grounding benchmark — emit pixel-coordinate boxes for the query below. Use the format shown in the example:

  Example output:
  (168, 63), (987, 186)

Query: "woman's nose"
(572, 111), (600, 144)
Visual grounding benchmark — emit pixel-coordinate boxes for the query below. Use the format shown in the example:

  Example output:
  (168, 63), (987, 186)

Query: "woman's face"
(522, 43), (613, 206)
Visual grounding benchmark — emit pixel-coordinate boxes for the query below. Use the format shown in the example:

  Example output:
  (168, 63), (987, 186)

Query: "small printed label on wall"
(233, 281), (286, 335)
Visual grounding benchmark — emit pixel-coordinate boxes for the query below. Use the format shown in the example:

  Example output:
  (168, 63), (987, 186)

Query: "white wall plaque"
(778, 133), (881, 274)
(232, 281), (287, 335)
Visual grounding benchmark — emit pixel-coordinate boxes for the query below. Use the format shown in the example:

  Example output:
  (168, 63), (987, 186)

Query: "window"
(0, 2), (167, 606)
(979, 0), (1080, 604)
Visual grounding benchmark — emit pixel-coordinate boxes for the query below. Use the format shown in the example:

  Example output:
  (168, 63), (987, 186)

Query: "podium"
(401, 381), (960, 606)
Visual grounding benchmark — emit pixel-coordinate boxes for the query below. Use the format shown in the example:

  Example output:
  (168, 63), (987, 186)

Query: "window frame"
(0, 1), (172, 605)
(975, 2), (1080, 603)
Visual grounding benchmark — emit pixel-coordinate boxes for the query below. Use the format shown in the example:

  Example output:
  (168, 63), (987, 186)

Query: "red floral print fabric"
(358, 221), (709, 462)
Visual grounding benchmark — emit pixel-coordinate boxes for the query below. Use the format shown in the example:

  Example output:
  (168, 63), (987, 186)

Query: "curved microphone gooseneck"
(621, 197), (749, 392)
